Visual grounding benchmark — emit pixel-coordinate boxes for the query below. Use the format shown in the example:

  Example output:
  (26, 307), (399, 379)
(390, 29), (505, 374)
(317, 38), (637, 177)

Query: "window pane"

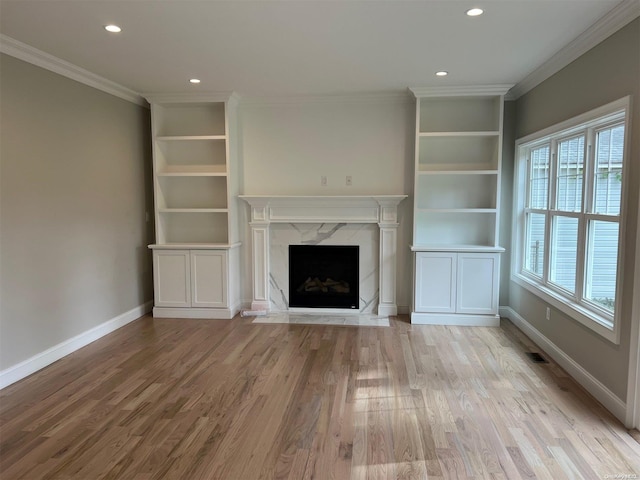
(524, 212), (546, 277)
(585, 220), (619, 313)
(528, 145), (549, 209)
(593, 124), (624, 215)
(556, 136), (585, 212)
(550, 216), (578, 293)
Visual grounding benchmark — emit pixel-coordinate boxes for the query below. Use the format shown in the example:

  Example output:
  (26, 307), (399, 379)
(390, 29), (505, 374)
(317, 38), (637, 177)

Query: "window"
(513, 98), (629, 342)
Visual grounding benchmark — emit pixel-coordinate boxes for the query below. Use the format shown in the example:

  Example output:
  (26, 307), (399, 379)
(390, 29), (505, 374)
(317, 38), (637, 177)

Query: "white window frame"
(512, 97), (631, 344)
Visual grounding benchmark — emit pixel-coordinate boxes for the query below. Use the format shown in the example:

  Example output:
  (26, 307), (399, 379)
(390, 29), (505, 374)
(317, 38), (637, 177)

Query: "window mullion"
(577, 131), (595, 303)
(576, 211), (588, 304)
(584, 129), (595, 214)
(549, 140), (558, 211)
(544, 143), (557, 285)
(525, 154), (531, 209)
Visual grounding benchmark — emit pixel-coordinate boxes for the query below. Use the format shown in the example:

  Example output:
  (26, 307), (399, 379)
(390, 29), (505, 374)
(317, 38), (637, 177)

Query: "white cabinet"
(146, 93), (241, 319)
(154, 250), (191, 308)
(456, 253), (499, 315)
(152, 248), (239, 318)
(414, 252), (456, 313)
(190, 250), (227, 308)
(413, 250), (500, 325)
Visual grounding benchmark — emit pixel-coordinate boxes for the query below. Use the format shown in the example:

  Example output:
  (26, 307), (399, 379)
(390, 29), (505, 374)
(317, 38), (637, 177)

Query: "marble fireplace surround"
(239, 195), (407, 316)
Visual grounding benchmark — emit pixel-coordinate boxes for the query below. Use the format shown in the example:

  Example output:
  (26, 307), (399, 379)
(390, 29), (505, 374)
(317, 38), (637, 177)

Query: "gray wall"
(0, 54), (154, 370)
(509, 19), (640, 399)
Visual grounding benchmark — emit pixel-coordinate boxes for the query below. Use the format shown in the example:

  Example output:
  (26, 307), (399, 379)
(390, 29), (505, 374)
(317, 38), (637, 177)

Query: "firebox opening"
(288, 245), (359, 309)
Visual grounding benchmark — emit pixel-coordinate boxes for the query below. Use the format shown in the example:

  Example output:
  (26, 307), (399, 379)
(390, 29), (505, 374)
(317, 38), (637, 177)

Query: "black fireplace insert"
(288, 245), (359, 309)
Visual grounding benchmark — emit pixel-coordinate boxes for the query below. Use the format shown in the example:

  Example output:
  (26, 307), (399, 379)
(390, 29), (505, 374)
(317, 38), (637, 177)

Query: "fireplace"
(289, 245), (359, 309)
(239, 195), (407, 315)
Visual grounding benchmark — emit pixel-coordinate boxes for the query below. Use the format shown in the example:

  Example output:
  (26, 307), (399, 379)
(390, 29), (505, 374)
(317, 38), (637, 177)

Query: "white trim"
(152, 304), (240, 319)
(240, 91), (411, 107)
(500, 306), (627, 423)
(378, 304), (398, 317)
(510, 0), (640, 99)
(148, 243), (241, 250)
(411, 312), (500, 327)
(409, 85), (513, 98)
(0, 34), (145, 106)
(239, 195), (407, 224)
(0, 301), (152, 390)
(143, 92), (240, 105)
(411, 245), (505, 253)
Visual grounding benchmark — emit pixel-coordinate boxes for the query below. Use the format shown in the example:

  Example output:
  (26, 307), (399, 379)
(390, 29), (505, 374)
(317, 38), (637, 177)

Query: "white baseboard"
(0, 301), (153, 390)
(499, 306), (627, 423)
(377, 304), (398, 316)
(250, 300), (271, 312)
(411, 312), (500, 327)
(153, 305), (239, 319)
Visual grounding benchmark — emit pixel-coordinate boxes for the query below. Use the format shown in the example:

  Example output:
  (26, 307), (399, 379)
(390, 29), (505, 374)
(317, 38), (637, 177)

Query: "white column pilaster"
(248, 201), (271, 311)
(376, 198), (401, 316)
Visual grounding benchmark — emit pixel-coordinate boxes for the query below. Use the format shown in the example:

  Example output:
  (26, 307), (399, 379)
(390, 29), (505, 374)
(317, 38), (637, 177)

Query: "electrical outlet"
(321, 176), (327, 186)
(546, 307), (550, 320)
(346, 175), (352, 186)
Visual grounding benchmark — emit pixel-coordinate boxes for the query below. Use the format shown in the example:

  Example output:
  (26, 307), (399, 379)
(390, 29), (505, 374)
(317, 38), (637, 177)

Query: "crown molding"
(409, 85), (513, 98)
(510, 0), (640, 99)
(241, 91), (412, 107)
(0, 34), (146, 106)
(143, 92), (240, 105)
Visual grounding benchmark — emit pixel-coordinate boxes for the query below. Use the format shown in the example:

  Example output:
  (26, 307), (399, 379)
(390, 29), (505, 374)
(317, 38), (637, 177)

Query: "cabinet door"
(456, 253), (499, 315)
(414, 252), (456, 313)
(191, 250), (228, 308)
(154, 250), (191, 307)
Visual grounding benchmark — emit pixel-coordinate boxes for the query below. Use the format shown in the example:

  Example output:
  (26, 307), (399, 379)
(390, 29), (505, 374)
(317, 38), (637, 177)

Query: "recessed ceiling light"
(466, 8), (484, 16)
(435, 71), (448, 77)
(104, 24), (122, 33)
(189, 79), (201, 84)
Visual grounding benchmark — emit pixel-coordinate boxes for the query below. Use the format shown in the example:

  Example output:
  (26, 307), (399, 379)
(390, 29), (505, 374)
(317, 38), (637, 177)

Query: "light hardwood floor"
(1, 315), (639, 479)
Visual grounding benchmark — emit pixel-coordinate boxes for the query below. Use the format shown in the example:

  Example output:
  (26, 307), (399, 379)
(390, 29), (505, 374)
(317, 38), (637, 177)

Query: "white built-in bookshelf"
(149, 98), (239, 246)
(410, 86), (512, 326)
(412, 92), (506, 248)
(145, 94), (241, 319)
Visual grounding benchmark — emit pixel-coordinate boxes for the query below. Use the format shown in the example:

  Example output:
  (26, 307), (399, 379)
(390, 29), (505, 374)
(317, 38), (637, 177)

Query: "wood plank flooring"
(1, 315), (639, 479)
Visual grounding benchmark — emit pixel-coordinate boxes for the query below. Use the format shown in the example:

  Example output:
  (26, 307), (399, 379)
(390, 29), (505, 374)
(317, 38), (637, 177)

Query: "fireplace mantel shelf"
(239, 194), (407, 316)
(239, 195), (406, 199)
(239, 194), (407, 225)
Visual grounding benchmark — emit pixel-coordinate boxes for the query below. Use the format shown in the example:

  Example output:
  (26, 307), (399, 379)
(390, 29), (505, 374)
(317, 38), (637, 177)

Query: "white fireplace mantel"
(239, 195), (407, 316)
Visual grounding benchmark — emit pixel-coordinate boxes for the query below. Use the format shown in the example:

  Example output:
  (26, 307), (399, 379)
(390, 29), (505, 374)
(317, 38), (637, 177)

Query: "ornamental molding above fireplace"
(238, 195), (407, 225)
(239, 195), (407, 316)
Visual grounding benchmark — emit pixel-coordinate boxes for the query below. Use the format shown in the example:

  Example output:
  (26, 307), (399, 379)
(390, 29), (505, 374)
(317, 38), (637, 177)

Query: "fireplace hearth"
(289, 245), (359, 309)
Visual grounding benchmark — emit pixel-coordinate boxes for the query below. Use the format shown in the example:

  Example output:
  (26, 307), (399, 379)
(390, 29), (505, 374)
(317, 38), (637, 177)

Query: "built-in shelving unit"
(410, 86), (512, 325)
(145, 93), (241, 319)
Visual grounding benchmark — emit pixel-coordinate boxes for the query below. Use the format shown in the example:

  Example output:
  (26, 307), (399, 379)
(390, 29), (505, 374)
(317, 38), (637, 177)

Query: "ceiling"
(0, 0), (628, 98)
